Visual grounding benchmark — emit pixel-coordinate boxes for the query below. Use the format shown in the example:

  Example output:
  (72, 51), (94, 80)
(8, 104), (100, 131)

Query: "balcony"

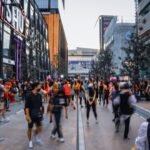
(138, 0), (149, 13)
(138, 11), (150, 36)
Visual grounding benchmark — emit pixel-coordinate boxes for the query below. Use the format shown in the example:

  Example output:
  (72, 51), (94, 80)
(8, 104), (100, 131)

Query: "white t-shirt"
(135, 122), (149, 150)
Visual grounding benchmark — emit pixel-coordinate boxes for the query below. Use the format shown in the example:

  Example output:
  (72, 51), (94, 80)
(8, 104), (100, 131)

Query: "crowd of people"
(0, 77), (150, 149)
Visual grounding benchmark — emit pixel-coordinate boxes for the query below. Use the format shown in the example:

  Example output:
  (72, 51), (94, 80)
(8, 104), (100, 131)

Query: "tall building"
(99, 15), (114, 50)
(68, 47), (98, 77)
(137, 0), (150, 78)
(138, 0), (150, 40)
(36, 0), (68, 78)
(104, 17), (134, 75)
(0, 0), (50, 80)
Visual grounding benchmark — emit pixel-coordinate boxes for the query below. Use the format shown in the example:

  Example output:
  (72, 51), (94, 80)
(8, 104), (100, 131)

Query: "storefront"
(0, 0), (50, 80)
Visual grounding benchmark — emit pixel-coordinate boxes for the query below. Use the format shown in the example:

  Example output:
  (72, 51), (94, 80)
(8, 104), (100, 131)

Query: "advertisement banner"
(68, 61), (91, 74)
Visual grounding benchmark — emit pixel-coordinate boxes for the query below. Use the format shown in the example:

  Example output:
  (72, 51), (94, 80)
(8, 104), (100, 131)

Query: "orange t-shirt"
(64, 84), (71, 96)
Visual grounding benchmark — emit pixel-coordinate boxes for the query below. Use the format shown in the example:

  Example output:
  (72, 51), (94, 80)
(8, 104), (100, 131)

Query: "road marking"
(78, 106), (85, 150)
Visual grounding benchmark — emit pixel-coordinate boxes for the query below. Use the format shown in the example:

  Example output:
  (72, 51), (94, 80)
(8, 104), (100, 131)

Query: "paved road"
(0, 102), (146, 150)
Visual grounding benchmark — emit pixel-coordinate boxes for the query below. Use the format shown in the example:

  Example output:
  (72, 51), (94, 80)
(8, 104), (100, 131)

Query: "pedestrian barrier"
(134, 104), (150, 119)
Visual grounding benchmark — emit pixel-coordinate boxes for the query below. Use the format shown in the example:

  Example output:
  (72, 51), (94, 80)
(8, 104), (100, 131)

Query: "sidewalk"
(0, 106), (77, 150)
(81, 104), (144, 150)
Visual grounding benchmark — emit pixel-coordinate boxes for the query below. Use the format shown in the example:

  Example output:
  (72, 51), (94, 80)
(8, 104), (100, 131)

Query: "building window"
(3, 31), (11, 57)
(35, 0), (49, 9)
(24, 0), (29, 16)
(139, 2), (150, 16)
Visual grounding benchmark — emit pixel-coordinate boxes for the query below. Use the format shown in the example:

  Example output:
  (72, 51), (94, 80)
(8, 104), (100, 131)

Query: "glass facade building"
(0, 0), (50, 80)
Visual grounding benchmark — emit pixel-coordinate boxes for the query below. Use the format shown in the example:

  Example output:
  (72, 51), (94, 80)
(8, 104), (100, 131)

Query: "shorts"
(28, 118), (42, 129)
(65, 95), (71, 106)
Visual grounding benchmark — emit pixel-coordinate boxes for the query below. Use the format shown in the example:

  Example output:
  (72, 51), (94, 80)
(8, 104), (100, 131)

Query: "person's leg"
(56, 111), (63, 138)
(27, 122), (33, 148)
(80, 97), (83, 107)
(86, 102), (91, 121)
(92, 102), (97, 120)
(124, 117), (131, 139)
(51, 114), (57, 136)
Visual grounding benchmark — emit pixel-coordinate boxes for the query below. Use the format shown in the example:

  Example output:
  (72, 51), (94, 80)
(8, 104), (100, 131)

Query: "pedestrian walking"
(79, 81), (86, 108)
(25, 82), (44, 149)
(103, 82), (110, 107)
(86, 79), (98, 124)
(98, 80), (104, 105)
(49, 83), (68, 143)
(113, 83), (137, 139)
(135, 117), (150, 150)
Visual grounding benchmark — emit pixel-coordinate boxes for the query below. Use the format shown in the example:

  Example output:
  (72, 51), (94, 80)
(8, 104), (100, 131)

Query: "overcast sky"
(62, 0), (135, 50)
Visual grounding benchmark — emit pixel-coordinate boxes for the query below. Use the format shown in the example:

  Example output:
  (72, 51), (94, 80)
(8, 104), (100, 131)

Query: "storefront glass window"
(30, 4), (34, 24)
(24, 0), (29, 16)
(3, 31), (11, 57)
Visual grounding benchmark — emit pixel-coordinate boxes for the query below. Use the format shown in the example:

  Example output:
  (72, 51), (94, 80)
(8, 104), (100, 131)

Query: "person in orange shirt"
(64, 80), (75, 110)
(43, 80), (49, 103)
(4, 80), (12, 111)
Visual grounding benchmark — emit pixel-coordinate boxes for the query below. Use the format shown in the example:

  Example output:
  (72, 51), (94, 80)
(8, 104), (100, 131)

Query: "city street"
(0, 101), (147, 150)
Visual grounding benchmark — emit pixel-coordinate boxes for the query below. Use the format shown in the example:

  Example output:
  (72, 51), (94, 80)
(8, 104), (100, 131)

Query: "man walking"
(25, 82), (44, 148)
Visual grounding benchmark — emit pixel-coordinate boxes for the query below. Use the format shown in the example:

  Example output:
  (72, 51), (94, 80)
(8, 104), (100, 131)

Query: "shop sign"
(3, 58), (15, 65)
(3, 0), (25, 35)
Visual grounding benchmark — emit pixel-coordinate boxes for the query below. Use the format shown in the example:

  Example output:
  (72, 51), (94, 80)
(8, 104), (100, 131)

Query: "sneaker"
(28, 141), (33, 149)
(50, 134), (56, 139)
(35, 138), (44, 145)
(58, 138), (65, 143)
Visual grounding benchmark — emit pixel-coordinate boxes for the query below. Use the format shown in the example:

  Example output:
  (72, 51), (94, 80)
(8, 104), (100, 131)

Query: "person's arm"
(135, 122), (148, 150)
(25, 96), (32, 123)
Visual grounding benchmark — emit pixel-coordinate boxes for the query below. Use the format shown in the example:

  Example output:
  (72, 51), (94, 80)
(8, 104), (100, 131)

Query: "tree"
(121, 35), (150, 81)
(90, 49), (112, 81)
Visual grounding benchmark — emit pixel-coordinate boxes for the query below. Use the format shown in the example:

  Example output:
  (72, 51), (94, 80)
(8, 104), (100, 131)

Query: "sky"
(62, 0), (135, 50)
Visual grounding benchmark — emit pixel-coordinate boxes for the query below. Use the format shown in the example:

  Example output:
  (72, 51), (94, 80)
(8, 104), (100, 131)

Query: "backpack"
(119, 92), (134, 115)
(74, 83), (80, 91)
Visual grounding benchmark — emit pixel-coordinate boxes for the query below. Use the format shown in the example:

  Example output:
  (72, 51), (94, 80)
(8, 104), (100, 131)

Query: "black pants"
(80, 97), (87, 106)
(124, 116), (131, 138)
(86, 100), (97, 120)
(103, 93), (109, 105)
(99, 92), (103, 102)
(52, 110), (63, 138)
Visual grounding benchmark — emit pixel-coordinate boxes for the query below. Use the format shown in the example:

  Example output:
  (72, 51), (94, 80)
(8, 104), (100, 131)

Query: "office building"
(104, 17), (135, 75)
(68, 47), (98, 77)
(99, 15), (114, 50)
(36, 0), (68, 78)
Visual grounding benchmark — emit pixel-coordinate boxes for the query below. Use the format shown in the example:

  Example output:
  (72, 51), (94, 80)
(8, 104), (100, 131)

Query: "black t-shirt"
(25, 92), (43, 115)
(88, 87), (95, 98)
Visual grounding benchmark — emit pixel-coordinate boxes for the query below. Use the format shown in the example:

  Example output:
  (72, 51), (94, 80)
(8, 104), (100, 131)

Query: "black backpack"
(119, 92), (134, 115)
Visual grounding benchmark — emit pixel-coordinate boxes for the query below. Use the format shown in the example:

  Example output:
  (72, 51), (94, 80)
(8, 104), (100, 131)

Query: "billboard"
(68, 61), (91, 74)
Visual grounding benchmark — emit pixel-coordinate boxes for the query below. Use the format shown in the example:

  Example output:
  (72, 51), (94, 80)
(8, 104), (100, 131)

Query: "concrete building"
(36, 0), (68, 77)
(137, 0), (150, 79)
(99, 15), (114, 50)
(104, 17), (135, 75)
(68, 47), (98, 77)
